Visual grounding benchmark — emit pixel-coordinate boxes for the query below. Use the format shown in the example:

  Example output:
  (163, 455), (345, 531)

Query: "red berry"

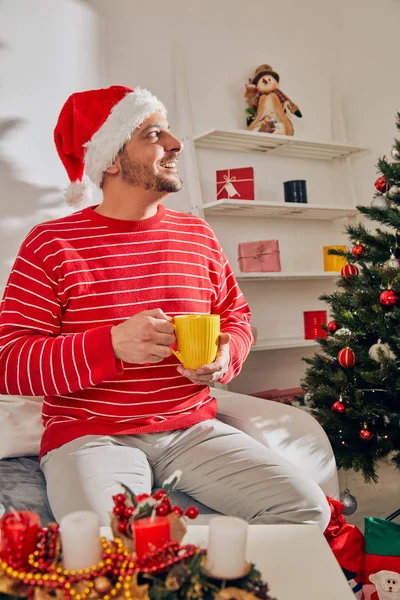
(113, 505), (125, 517)
(124, 506), (134, 519)
(113, 493), (126, 506)
(172, 506), (184, 517)
(185, 506), (199, 520)
(135, 493), (150, 503)
(117, 520), (128, 534)
(156, 504), (169, 517)
(161, 497), (172, 513)
(153, 489), (167, 500)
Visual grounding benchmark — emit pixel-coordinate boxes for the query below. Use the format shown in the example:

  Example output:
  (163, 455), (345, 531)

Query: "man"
(0, 85), (330, 529)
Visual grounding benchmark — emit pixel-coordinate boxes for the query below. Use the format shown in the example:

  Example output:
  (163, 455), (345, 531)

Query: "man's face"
(117, 112), (183, 193)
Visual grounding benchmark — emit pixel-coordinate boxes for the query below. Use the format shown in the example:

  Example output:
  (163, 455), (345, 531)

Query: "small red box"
(238, 240), (281, 272)
(303, 310), (327, 339)
(216, 167), (254, 200)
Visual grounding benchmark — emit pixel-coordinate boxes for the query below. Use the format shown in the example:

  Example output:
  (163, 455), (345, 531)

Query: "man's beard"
(119, 148), (183, 193)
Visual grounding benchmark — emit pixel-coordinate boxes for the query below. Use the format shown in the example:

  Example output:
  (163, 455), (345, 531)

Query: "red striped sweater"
(0, 204), (253, 458)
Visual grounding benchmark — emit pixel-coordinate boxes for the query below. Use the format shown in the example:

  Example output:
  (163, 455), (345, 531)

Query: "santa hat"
(54, 85), (167, 206)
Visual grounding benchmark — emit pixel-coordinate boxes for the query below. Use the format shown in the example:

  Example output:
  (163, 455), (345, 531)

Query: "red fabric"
(324, 497), (365, 589)
(0, 205), (253, 458)
(54, 86), (132, 184)
(216, 167), (254, 200)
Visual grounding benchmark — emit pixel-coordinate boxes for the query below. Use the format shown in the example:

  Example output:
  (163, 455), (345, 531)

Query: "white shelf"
(236, 271), (340, 281)
(202, 200), (357, 220)
(194, 128), (367, 160)
(251, 338), (318, 352)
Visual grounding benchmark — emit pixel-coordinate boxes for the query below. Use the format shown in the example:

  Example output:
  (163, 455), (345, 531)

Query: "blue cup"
(284, 180), (308, 203)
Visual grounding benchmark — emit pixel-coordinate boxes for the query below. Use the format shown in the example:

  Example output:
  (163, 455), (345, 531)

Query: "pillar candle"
(206, 516), (248, 579)
(133, 516), (171, 558)
(60, 511), (101, 570)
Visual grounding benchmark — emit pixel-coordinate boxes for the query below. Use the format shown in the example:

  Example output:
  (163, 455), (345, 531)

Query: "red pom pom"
(113, 494), (126, 506)
(124, 506), (134, 519)
(117, 520), (128, 534)
(352, 244), (365, 257)
(153, 489), (167, 500)
(375, 176), (388, 193)
(327, 321), (339, 333)
(338, 347), (356, 368)
(185, 506), (199, 520)
(341, 264), (359, 279)
(380, 289), (398, 306)
(171, 506), (184, 517)
(156, 504), (169, 517)
(113, 505), (125, 517)
(161, 497), (172, 513)
(332, 401), (345, 414)
(135, 494), (150, 503)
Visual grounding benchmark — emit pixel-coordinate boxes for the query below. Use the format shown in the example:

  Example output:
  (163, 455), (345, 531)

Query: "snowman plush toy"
(245, 63), (302, 136)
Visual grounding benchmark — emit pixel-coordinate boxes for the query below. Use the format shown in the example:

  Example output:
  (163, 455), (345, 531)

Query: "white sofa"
(0, 389), (339, 525)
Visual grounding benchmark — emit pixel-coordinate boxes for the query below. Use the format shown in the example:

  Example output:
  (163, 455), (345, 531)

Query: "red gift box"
(238, 240), (281, 272)
(303, 310), (327, 339)
(216, 167), (254, 200)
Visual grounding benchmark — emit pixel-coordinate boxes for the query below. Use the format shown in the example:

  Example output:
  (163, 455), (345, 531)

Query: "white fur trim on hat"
(65, 179), (92, 207)
(83, 87), (167, 187)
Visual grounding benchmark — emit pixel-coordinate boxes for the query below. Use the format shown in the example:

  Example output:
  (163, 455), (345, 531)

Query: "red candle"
(0, 510), (40, 566)
(133, 516), (171, 558)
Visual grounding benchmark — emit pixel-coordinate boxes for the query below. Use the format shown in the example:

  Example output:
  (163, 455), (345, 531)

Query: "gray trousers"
(40, 419), (331, 531)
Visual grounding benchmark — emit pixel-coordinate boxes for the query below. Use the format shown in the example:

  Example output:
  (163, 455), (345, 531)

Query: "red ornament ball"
(327, 321), (339, 334)
(341, 264), (359, 279)
(332, 400), (345, 413)
(338, 347), (356, 368)
(185, 506), (199, 520)
(352, 244), (365, 257)
(380, 289), (398, 306)
(360, 427), (373, 441)
(375, 176), (388, 194)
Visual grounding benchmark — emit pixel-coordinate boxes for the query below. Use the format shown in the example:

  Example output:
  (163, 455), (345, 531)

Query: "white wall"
(0, 0), (100, 288)
(95, 0), (400, 394)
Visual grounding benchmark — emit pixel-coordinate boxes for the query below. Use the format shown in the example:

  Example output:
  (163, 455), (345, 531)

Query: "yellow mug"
(171, 314), (220, 370)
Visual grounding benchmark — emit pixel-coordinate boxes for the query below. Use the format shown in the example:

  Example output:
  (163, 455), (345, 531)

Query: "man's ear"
(104, 156), (120, 175)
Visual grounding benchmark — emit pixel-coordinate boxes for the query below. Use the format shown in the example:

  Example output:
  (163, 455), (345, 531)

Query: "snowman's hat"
(252, 64), (280, 85)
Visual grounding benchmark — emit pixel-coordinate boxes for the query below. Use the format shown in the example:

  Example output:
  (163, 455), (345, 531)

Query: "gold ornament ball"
(94, 577), (113, 594)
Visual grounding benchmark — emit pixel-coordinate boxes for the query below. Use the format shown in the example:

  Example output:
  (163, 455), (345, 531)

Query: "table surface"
(183, 524), (355, 600)
(101, 523), (354, 599)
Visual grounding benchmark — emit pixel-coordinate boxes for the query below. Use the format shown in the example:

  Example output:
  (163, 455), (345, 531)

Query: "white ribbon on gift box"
(217, 171), (253, 199)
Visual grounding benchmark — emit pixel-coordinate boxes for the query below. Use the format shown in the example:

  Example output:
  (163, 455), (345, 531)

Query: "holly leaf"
(162, 470), (182, 496)
(119, 482), (138, 507)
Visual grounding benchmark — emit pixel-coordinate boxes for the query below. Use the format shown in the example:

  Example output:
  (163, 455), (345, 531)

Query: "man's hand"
(177, 332), (231, 384)
(111, 308), (175, 364)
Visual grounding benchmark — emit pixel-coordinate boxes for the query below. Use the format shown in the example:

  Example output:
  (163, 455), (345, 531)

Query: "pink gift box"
(238, 240), (281, 273)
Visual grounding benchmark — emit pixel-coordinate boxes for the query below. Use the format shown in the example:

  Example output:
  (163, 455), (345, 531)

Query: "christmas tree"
(302, 113), (400, 482)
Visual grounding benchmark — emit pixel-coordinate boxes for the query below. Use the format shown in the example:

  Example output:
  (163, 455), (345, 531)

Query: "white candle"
(206, 516), (248, 579)
(60, 511), (101, 570)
